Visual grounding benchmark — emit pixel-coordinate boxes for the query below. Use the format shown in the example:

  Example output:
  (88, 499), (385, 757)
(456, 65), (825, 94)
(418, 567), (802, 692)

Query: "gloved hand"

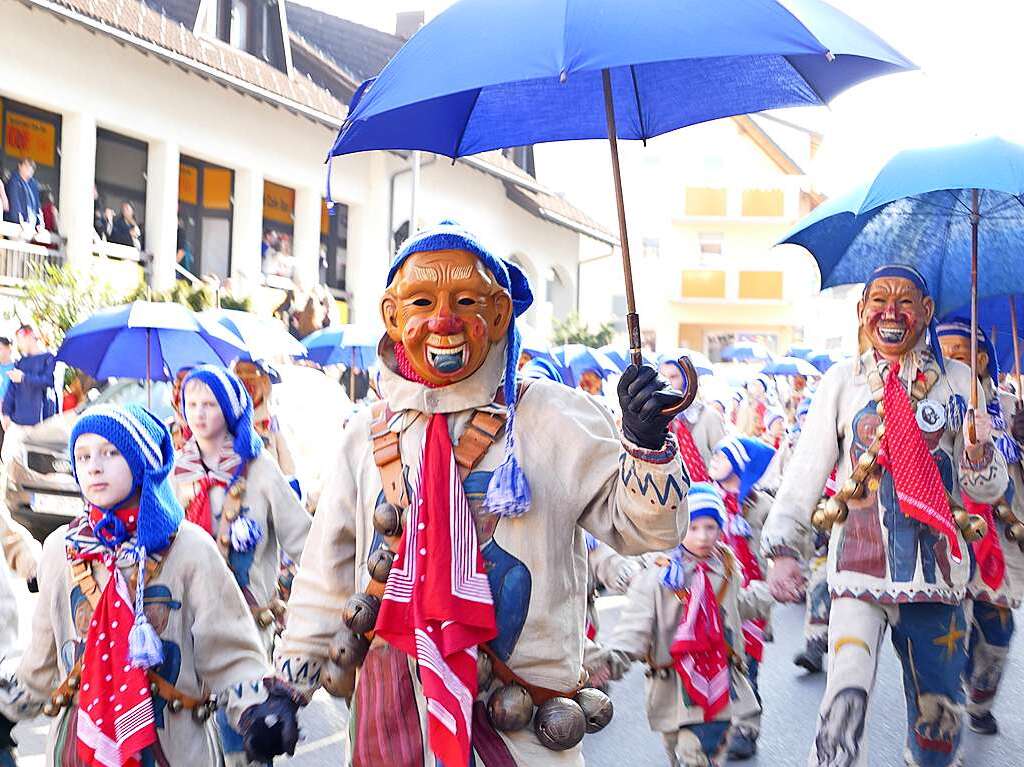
(617, 364), (680, 449)
(26, 578), (38, 594)
(1012, 408), (1024, 443)
(0, 711), (16, 750)
(239, 680), (301, 762)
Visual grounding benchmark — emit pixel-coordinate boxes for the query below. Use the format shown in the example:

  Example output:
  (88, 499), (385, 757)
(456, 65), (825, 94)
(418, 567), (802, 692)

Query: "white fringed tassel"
(230, 514), (264, 553)
(129, 546), (163, 669)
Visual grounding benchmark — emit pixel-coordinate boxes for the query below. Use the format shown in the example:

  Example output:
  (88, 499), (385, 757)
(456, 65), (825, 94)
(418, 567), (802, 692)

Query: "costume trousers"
(964, 599), (1015, 717)
(808, 597), (967, 767)
(803, 553), (831, 654)
(661, 721), (730, 767)
(731, 658), (761, 739)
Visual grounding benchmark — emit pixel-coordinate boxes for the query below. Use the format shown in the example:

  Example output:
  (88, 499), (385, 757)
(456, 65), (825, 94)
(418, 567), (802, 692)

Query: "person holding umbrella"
(762, 265), (1008, 767)
(936, 319), (1024, 737)
(271, 222), (688, 765)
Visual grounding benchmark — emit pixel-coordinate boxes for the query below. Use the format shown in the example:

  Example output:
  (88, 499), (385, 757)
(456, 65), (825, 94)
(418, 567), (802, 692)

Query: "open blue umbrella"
(942, 294), (1024, 391)
(657, 348), (714, 377)
(762, 356), (820, 377)
(58, 301), (248, 405)
(784, 345), (814, 360)
(599, 344), (658, 372)
(302, 325), (379, 370)
(329, 0), (911, 392)
(721, 341), (773, 363)
(808, 350), (846, 373)
(200, 308), (307, 360)
(552, 344), (618, 387)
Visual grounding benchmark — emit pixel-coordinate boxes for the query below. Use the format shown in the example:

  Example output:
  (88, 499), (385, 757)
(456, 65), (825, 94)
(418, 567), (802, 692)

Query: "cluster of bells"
(42, 675), (216, 721)
(810, 409), (987, 543)
(326, 501), (614, 751)
(255, 598), (288, 630)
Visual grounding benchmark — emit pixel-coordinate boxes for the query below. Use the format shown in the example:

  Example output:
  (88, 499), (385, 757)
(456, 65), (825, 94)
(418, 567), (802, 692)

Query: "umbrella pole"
(146, 327), (152, 410)
(1011, 296), (1023, 407)
(968, 188), (980, 442)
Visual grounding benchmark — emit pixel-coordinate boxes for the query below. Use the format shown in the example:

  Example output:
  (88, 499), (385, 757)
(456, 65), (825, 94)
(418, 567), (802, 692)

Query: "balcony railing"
(0, 222), (65, 284)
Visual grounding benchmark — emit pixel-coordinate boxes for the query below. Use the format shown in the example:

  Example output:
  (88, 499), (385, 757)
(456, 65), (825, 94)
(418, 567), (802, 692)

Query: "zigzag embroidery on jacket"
(619, 454), (687, 505)
(231, 680), (265, 698)
(278, 658), (321, 688)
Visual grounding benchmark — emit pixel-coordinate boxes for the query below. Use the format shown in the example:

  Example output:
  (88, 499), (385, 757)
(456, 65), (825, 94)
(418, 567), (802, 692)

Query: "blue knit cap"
(182, 364), (263, 464)
(686, 482), (726, 528)
(520, 356), (564, 385)
(715, 436), (776, 503)
(936, 319), (998, 390)
(864, 264), (945, 372)
(387, 221), (535, 517)
(70, 403), (183, 554)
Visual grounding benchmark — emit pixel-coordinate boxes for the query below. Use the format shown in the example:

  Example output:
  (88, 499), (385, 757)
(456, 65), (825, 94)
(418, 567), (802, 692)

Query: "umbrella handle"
(660, 356), (699, 416)
(966, 408), (977, 445)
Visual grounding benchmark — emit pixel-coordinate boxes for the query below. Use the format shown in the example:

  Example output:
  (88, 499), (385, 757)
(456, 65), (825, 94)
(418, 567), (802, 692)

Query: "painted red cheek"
(404, 317), (430, 340)
(465, 316), (488, 339)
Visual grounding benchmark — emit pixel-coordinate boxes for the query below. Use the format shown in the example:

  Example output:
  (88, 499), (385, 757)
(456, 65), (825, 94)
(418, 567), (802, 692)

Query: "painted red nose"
(426, 315), (464, 334)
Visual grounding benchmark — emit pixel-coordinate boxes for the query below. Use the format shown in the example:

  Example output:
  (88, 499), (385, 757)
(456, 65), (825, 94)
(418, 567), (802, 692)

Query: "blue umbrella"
(808, 350), (846, 373)
(58, 302), (248, 404)
(330, 0), (911, 374)
(552, 344), (618, 387)
(721, 342), (773, 363)
(657, 349), (714, 377)
(784, 345), (814, 360)
(599, 344), (658, 372)
(942, 295), (1024, 384)
(200, 308), (307, 360)
(302, 325), (379, 370)
(762, 356), (820, 377)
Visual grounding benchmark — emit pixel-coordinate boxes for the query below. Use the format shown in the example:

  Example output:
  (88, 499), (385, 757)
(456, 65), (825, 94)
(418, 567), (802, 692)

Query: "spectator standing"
(1, 325), (58, 464)
(3, 158), (41, 227)
(176, 221), (194, 277)
(109, 200), (143, 248)
(0, 338), (15, 455)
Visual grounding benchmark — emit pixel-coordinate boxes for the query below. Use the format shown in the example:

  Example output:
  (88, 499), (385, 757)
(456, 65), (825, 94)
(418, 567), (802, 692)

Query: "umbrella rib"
(945, 189), (972, 215)
(629, 65), (647, 146)
(451, 89), (483, 160)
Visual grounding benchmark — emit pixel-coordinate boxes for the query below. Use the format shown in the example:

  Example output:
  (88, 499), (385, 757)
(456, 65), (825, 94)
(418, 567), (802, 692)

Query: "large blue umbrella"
(721, 341), (773, 363)
(657, 348), (714, 377)
(762, 356), (820, 377)
(200, 309), (307, 360)
(942, 294), (1024, 385)
(58, 302), (248, 404)
(808, 349), (847, 373)
(784, 345), (814, 360)
(599, 344), (657, 373)
(329, 0), (911, 379)
(302, 325), (379, 369)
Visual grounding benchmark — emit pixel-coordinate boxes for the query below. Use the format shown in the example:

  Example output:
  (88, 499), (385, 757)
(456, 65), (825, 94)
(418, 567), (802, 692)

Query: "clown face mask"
(381, 249), (513, 386)
(857, 277), (934, 361)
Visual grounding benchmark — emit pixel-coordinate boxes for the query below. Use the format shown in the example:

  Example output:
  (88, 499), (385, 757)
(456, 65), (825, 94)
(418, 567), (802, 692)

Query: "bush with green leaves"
(552, 312), (614, 348)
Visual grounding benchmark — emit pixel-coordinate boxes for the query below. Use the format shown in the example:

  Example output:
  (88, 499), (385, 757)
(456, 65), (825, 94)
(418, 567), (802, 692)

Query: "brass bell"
(42, 701), (59, 717)
(953, 509), (970, 529)
(486, 683), (534, 732)
(996, 503), (1015, 523)
(168, 698), (184, 714)
(574, 688), (613, 734)
(229, 482), (244, 498)
(850, 464), (869, 484)
(874, 422), (886, 440)
(192, 702), (211, 722)
(367, 547), (396, 583)
(811, 509), (828, 530)
(342, 592), (381, 635)
(533, 697), (586, 751)
(477, 652), (494, 691)
(328, 631), (370, 669)
(219, 534), (231, 548)
(269, 598), (287, 618)
(874, 401), (885, 419)
(224, 505), (239, 522)
(825, 497), (848, 525)
(321, 662), (356, 700)
(150, 682), (160, 695)
(372, 503), (403, 538)
(68, 675), (80, 691)
(856, 451), (876, 472)
(257, 609), (275, 628)
(52, 694), (67, 708)
(966, 515), (988, 542)
(1007, 522), (1024, 542)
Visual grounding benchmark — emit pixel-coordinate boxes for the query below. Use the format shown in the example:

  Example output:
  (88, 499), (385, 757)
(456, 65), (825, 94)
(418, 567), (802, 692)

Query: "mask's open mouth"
(877, 323), (907, 345)
(426, 333), (467, 374)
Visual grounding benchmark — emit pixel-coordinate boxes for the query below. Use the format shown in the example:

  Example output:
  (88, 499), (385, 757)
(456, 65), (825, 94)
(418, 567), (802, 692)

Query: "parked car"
(6, 380), (173, 543)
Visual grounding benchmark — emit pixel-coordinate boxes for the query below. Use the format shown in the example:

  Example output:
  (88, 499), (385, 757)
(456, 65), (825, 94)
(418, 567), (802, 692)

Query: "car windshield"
(88, 380), (175, 421)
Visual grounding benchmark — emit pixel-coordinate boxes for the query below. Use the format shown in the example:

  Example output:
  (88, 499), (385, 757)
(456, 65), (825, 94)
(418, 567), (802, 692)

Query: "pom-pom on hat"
(714, 436), (776, 503)
(687, 482), (726, 528)
(182, 364), (263, 463)
(70, 403), (183, 553)
(387, 221), (535, 518)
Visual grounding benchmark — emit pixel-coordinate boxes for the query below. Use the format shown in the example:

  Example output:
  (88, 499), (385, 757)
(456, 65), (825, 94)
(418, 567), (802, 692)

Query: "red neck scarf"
(394, 342), (443, 388)
(671, 417), (710, 483)
(962, 494), (1005, 591)
(881, 363), (962, 563)
(719, 490), (766, 661)
(75, 507), (157, 767)
(669, 562), (730, 722)
(375, 414), (497, 766)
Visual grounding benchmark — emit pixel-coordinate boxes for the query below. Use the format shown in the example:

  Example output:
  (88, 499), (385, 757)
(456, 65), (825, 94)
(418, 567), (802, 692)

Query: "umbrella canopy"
(552, 344), (619, 386)
(784, 345), (814, 359)
(721, 342), (773, 363)
(942, 295), (1024, 376)
(58, 301), (247, 381)
(782, 136), (1024, 317)
(200, 308), (307, 360)
(762, 356), (820, 377)
(301, 325), (380, 369)
(658, 349), (714, 377)
(808, 350), (846, 373)
(599, 344), (658, 372)
(330, 0), (912, 159)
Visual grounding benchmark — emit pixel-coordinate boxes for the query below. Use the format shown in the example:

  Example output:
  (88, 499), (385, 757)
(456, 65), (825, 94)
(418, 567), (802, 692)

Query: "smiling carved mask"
(381, 249), (513, 386)
(857, 276), (934, 361)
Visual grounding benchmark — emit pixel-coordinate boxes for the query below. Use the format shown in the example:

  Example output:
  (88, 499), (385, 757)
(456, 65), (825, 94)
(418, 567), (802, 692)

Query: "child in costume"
(706, 435), (775, 760)
(660, 359), (727, 480)
(0, 404), (299, 766)
(607, 483), (769, 767)
(231, 360), (297, 478)
(583, 532), (640, 688)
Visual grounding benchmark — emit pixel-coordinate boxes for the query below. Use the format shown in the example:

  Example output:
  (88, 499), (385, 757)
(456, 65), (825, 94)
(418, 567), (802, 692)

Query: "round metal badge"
(916, 398), (946, 433)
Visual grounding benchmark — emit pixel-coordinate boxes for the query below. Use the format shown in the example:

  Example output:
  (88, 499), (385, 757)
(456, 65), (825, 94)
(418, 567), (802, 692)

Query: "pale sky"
(294, 0), (1023, 195)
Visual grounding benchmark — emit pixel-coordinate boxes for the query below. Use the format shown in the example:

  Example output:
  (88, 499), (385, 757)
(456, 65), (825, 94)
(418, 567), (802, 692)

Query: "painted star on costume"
(932, 614), (966, 660)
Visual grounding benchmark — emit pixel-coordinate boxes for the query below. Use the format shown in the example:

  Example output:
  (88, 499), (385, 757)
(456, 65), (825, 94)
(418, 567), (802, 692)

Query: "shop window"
(698, 232), (723, 258)
(320, 200), (348, 292)
(738, 270), (783, 300)
(262, 180), (295, 282)
(684, 187), (726, 217)
(741, 188), (784, 217)
(681, 269), (726, 299)
(1, 98), (61, 219)
(177, 156), (233, 279)
(95, 129), (147, 249)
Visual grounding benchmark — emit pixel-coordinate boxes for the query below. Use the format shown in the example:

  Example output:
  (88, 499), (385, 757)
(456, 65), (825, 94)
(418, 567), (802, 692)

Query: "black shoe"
(793, 648), (824, 674)
(728, 731), (757, 760)
(969, 712), (998, 735)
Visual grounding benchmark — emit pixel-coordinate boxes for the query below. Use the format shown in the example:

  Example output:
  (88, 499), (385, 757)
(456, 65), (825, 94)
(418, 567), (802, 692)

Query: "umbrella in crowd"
(784, 345), (814, 360)
(552, 344), (619, 386)
(782, 136), (1024, 422)
(942, 294), (1024, 398)
(328, 0), (911, 412)
(762, 356), (820, 377)
(599, 344), (657, 373)
(58, 301), (248, 405)
(721, 341), (773, 363)
(808, 350), (846, 373)
(659, 348), (714, 377)
(200, 308), (307, 361)
(301, 325), (379, 369)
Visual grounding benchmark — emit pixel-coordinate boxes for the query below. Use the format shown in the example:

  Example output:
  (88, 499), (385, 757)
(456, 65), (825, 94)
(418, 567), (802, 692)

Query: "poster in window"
(4, 111), (57, 167)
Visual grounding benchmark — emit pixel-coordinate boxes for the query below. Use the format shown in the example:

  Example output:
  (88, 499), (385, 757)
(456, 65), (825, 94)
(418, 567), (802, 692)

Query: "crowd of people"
(2, 159), (60, 238)
(0, 223), (1013, 767)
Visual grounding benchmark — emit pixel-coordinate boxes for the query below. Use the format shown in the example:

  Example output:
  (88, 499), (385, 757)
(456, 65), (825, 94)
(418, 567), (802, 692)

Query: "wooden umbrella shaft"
(601, 68), (642, 367)
(968, 188), (980, 443)
(1011, 296), (1023, 406)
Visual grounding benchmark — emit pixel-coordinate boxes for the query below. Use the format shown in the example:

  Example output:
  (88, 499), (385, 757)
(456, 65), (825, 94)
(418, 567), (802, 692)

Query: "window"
(681, 270), (726, 299)
(95, 129), (147, 248)
(698, 232), (723, 259)
(177, 156), (234, 279)
(738, 270), (784, 300)
(642, 238), (660, 259)
(229, 0), (249, 49)
(218, 0), (286, 70)
(502, 146), (535, 178)
(1, 98), (61, 217)
(320, 200), (348, 292)
(262, 180), (295, 282)
(741, 188), (784, 217)
(684, 187), (727, 216)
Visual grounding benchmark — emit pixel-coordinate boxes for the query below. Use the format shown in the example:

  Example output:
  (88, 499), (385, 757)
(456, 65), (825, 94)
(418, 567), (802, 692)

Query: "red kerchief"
(671, 418), (710, 483)
(375, 413), (497, 766)
(670, 563), (730, 722)
(962, 494), (1005, 591)
(881, 364), (962, 563)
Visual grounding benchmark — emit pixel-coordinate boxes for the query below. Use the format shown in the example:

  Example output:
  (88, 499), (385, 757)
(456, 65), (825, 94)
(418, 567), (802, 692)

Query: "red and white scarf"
(963, 493), (1005, 591)
(671, 417), (710, 483)
(375, 413), (497, 766)
(720, 490), (766, 661)
(880, 364), (962, 563)
(669, 562), (730, 722)
(69, 509), (157, 767)
(174, 435), (242, 535)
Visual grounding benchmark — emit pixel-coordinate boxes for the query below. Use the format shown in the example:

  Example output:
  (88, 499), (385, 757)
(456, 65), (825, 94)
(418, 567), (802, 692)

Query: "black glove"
(0, 712), (16, 751)
(617, 364), (680, 449)
(239, 680), (301, 762)
(26, 577), (38, 594)
(1013, 408), (1024, 443)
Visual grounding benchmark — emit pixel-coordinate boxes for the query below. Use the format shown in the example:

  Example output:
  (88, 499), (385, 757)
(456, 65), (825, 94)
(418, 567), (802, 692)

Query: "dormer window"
(216, 0), (287, 72)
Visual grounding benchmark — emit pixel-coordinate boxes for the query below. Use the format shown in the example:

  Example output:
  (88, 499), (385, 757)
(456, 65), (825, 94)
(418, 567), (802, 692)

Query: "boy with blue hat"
(273, 221), (689, 766)
(607, 483), (769, 767)
(763, 264), (1009, 767)
(0, 403), (299, 766)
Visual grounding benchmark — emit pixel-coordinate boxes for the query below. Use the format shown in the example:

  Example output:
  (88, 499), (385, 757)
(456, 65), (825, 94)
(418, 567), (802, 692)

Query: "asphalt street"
(6, 587), (1022, 765)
